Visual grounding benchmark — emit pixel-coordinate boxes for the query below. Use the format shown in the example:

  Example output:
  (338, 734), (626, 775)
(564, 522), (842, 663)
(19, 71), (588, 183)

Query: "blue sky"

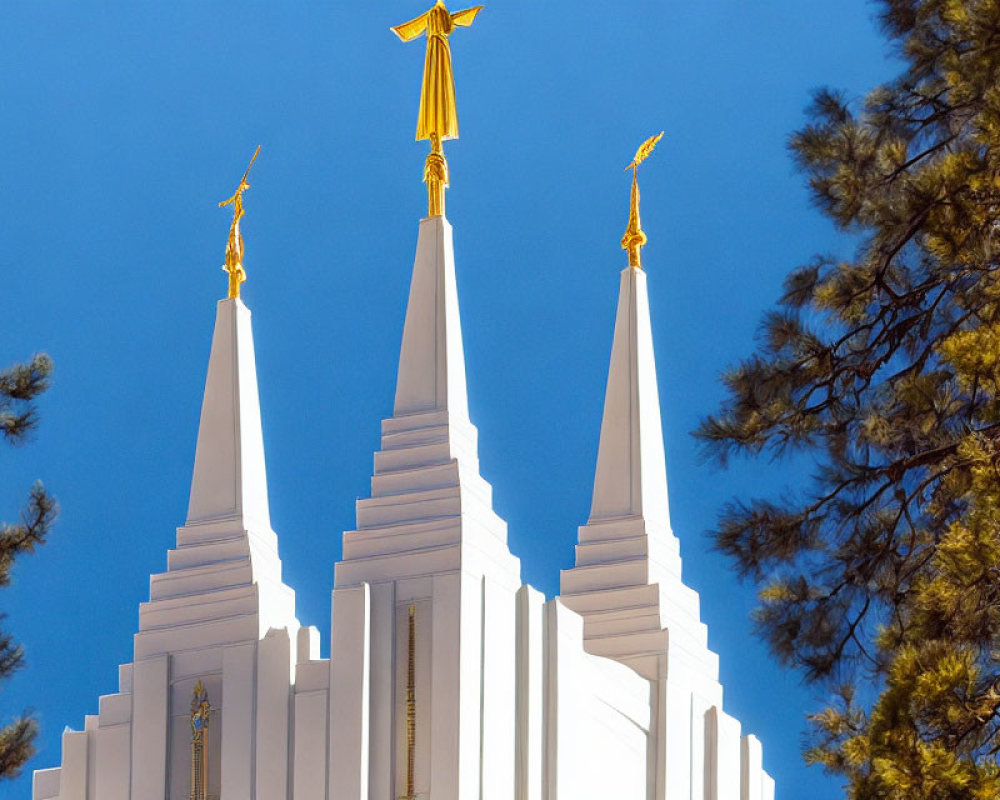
(2, 1), (893, 797)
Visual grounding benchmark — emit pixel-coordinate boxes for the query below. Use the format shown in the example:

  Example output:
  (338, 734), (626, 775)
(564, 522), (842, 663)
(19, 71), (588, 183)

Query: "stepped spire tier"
(153, 295), (298, 650)
(336, 214), (519, 591)
(561, 265), (694, 678)
(330, 212), (527, 800)
(33, 292), (305, 800)
(560, 156), (774, 797)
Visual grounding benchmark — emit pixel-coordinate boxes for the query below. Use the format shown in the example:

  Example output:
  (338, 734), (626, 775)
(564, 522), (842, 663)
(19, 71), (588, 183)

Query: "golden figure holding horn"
(622, 132), (663, 269)
(219, 145), (261, 299)
(393, 1), (483, 217)
(189, 681), (211, 800)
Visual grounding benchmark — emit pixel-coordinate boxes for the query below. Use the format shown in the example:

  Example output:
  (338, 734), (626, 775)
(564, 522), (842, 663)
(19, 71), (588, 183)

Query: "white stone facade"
(32, 215), (775, 800)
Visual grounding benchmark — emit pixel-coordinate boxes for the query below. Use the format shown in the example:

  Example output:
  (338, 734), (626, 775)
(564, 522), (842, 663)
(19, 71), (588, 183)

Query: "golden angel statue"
(218, 146), (261, 299)
(392, 1), (483, 144)
(393, 1), (482, 216)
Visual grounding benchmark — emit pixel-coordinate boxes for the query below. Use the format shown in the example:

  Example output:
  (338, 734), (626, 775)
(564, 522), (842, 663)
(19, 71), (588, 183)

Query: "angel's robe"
(393, 2), (483, 142)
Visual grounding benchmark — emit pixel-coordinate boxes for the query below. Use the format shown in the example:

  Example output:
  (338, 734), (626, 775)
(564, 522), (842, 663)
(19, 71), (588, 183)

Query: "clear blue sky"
(2, 1), (893, 797)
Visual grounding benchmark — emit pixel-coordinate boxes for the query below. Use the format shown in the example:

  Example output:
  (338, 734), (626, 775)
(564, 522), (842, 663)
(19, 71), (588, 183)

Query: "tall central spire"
(337, 14), (518, 590)
(335, 205), (519, 591)
(393, 215), (469, 421)
(332, 46), (520, 800)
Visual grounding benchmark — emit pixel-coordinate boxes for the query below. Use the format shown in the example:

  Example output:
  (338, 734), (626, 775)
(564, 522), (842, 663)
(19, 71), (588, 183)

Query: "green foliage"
(0, 355), (51, 444)
(698, 1), (1000, 795)
(0, 355), (56, 781)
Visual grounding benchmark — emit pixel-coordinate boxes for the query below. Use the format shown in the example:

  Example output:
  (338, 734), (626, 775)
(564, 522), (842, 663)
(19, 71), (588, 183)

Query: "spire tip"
(219, 145), (261, 299)
(621, 132), (663, 269)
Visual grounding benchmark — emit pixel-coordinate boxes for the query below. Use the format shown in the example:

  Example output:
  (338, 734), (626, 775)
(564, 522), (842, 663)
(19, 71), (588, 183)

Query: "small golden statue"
(190, 681), (211, 800)
(393, 1), (483, 218)
(622, 132), (663, 269)
(218, 145), (261, 299)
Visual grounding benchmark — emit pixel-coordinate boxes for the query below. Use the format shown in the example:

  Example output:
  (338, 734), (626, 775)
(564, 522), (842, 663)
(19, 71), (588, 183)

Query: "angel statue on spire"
(218, 145), (261, 300)
(393, 1), (483, 217)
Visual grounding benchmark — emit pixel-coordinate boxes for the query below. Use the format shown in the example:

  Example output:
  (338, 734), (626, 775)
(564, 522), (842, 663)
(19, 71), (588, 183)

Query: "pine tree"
(0, 354), (56, 781)
(698, 1), (1000, 795)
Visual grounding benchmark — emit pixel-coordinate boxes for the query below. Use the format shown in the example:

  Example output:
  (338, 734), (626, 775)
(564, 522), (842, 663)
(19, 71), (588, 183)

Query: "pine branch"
(0, 353), (54, 780)
(0, 717), (36, 781)
(700, 1), (1000, 789)
(0, 482), (57, 588)
(0, 354), (52, 444)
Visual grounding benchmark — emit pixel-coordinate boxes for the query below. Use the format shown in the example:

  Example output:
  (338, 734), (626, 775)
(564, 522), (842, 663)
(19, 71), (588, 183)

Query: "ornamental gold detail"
(399, 603), (417, 800)
(190, 681), (212, 800)
(622, 132), (663, 270)
(392, 2), (482, 218)
(219, 145), (261, 299)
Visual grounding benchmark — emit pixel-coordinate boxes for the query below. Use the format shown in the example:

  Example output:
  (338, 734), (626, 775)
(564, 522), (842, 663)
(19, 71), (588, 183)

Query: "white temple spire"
(141, 292), (294, 643)
(186, 297), (271, 533)
(561, 263), (701, 680)
(393, 215), (470, 423)
(333, 211), (521, 800)
(589, 265), (671, 529)
(335, 211), (519, 590)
